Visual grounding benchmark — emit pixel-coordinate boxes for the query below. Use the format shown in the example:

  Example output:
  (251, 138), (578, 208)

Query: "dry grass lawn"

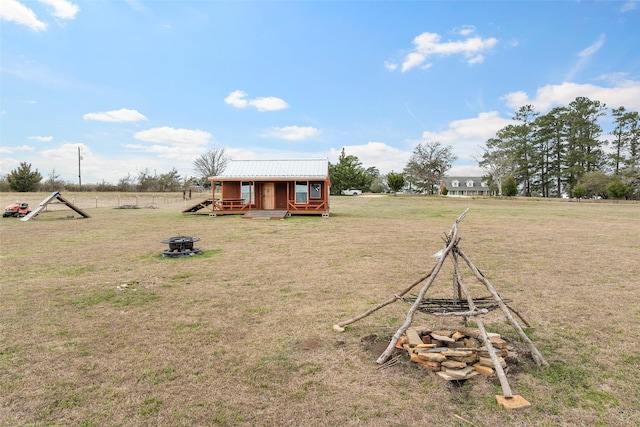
(1, 192), (639, 426)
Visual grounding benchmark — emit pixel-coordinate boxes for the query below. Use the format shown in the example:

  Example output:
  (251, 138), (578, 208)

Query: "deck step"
(243, 210), (288, 220)
(182, 198), (213, 213)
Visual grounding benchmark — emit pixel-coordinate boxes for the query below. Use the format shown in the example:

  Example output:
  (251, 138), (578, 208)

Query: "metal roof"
(212, 159), (329, 179)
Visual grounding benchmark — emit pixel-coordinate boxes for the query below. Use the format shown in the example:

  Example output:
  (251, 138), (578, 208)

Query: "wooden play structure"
(333, 209), (548, 408)
(21, 191), (90, 221)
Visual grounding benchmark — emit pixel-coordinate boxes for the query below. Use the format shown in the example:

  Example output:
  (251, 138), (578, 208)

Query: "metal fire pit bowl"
(161, 236), (203, 258)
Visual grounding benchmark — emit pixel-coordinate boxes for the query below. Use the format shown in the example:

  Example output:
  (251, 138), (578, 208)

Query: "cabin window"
(241, 182), (254, 204)
(452, 180), (459, 187)
(466, 180), (474, 187)
(295, 181), (308, 204)
(310, 183), (322, 199)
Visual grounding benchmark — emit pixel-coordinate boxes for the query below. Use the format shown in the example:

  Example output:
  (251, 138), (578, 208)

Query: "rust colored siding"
(275, 182), (288, 209)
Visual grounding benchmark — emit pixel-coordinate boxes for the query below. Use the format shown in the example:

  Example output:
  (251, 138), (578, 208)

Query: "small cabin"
(207, 159), (331, 217)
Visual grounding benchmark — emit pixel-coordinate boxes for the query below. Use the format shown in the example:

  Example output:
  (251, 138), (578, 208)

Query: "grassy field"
(1, 192), (639, 426)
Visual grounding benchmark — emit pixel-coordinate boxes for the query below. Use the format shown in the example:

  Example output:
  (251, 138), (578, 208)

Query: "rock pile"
(397, 325), (519, 380)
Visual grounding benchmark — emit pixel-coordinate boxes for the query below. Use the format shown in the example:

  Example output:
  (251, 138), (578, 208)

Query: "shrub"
(503, 176), (518, 197)
(572, 184), (586, 199)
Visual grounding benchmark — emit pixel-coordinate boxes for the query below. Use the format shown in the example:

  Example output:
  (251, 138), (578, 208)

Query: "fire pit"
(161, 236), (202, 257)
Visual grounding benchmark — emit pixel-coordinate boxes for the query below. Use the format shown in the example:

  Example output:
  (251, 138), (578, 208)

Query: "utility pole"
(78, 147), (83, 188)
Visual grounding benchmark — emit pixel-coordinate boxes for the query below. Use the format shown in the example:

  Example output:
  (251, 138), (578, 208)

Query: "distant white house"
(440, 177), (491, 196)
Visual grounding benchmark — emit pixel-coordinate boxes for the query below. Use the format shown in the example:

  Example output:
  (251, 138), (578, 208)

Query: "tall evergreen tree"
(385, 171), (406, 193)
(7, 162), (42, 192)
(565, 97), (607, 192)
(534, 107), (569, 197)
(509, 105), (539, 197)
(611, 107), (640, 174)
(329, 148), (368, 194)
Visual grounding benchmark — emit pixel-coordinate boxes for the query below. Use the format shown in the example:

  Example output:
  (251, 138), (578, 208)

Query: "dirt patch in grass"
(1, 193), (639, 426)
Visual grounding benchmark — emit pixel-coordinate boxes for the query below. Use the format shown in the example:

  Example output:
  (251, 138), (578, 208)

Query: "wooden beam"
(457, 247), (548, 367)
(451, 251), (513, 398)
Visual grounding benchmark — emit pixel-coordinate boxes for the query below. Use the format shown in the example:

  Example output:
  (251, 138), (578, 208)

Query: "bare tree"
(193, 148), (229, 186)
(477, 138), (514, 196)
(403, 141), (456, 194)
(44, 168), (61, 192)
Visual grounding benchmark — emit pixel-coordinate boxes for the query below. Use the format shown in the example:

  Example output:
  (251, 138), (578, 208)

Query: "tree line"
(0, 166), (193, 194)
(331, 97), (639, 200)
(0, 163), (198, 193)
(479, 98), (639, 199)
(0, 148), (229, 193)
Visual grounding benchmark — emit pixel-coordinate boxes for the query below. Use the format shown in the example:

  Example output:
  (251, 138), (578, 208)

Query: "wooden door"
(262, 183), (275, 209)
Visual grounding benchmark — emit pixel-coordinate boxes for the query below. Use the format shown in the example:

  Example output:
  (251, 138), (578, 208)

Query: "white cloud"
(468, 55), (485, 65)
(456, 25), (476, 37)
(224, 90), (289, 112)
(125, 0), (147, 12)
(28, 135), (53, 142)
(384, 61), (398, 71)
(398, 31), (498, 72)
(38, 0), (79, 20)
(501, 80), (640, 112)
(0, 144), (36, 154)
(83, 108), (147, 122)
(41, 143), (84, 160)
(566, 34), (605, 81)
(423, 112), (513, 142)
(402, 52), (427, 72)
(329, 142), (412, 175)
(251, 96), (290, 112)
(224, 90), (248, 108)
(0, 0), (78, 31)
(264, 126), (320, 141)
(420, 111), (514, 161)
(578, 34), (605, 59)
(447, 164), (485, 177)
(0, 0), (47, 31)
(123, 143), (205, 160)
(501, 90), (529, 109)
(620, 1), (638, 12)
(134, 127), (211, 146)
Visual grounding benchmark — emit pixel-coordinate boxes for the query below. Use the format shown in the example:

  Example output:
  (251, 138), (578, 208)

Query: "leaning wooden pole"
(457, 248), (548, 367)
(452, 253), (513, 398)
(375, 234), (455, 364)
(376, 209), (469, 364)
(332, 264), (437, 332)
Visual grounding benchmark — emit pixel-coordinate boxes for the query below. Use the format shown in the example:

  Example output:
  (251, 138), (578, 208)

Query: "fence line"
(2, 192), (206, 212)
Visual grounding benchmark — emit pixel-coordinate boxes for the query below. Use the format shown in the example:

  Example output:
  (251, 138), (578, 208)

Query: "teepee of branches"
(333, 209), (548, 406)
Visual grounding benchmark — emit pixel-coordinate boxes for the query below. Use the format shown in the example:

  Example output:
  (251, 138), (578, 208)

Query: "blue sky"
(1, 0), (639, 184)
